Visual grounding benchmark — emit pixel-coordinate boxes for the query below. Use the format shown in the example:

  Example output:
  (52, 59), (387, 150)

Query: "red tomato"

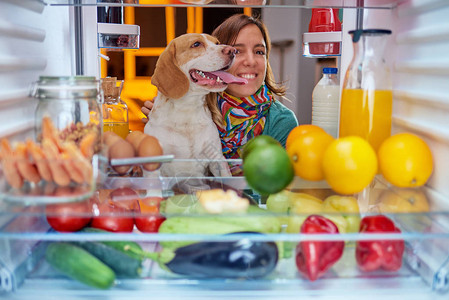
(108, 187), (140, 211)
(135, 197), (166, 233)
(91, 201), (134, 232)
(45, 200), (92, 232)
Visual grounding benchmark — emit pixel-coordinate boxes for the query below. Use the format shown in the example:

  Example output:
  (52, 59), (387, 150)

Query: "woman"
(142, 14), (298, 168)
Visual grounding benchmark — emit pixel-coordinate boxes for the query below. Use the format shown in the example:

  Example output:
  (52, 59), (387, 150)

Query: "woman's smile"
(238, 73), (257, 80)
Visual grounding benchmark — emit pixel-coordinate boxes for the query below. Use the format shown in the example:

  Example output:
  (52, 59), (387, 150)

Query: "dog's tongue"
(210, 71), (248, 85)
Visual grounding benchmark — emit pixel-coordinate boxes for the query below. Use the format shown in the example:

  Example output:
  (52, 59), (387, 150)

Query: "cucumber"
(74, 227), (144, 277)
(45, 242), (115, 289)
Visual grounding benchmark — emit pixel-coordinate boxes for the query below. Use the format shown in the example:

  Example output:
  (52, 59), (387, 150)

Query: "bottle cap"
(323, 68), (338, 74)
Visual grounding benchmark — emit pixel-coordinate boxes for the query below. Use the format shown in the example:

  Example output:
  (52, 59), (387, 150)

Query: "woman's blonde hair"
(206, 14), (286, 126)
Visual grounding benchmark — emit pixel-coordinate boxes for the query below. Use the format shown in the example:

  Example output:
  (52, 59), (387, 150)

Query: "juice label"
(339, 89), (392, 151)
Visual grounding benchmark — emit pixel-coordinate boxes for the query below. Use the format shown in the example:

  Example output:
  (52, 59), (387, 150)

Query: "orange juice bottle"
(339, 89), (392, 151)
(339, 29), (393, 151)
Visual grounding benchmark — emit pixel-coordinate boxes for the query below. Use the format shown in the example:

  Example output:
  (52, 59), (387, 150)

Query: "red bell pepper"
(356, 215), (404, 272)
(295, 215), (344, 281)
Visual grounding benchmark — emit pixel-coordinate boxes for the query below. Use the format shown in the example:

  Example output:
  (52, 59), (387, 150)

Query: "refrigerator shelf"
(0, 154), (105, 205)
(43, 0), (401, 9)
(1, 174), (449, 296)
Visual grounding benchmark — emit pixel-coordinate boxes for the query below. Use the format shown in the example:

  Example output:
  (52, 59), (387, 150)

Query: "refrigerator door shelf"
(303, 32), (342, 58)
(98, 23), (140, 49)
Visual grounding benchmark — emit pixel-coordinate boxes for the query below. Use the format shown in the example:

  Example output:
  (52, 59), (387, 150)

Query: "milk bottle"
(312, 67), (340, 138)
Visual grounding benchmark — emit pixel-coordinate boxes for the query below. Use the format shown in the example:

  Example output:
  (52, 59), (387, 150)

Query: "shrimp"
(79, 131), (97, 159)
(62, 142), (94, 183)
(42, 138), (71, 187)
(27, 139), (53, 182)
(60, 151), (85, 184)
(0, 139), (24, 188)
(41, 116), (64, 151)
(15, 142), (41, 183)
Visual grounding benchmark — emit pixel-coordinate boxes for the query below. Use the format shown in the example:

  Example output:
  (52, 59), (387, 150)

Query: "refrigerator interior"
(1, 0), (449, 299)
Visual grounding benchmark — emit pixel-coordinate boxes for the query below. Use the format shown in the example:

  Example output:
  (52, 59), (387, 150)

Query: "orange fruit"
(286, 124), (326, 150)
(287, 131), (334, 181)
(243, 144), (294, 196)
(378, 133), (433, 188)
(322, 136), (378, 195)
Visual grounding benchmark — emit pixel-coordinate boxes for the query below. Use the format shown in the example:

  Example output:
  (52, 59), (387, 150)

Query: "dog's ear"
(151, 40), (189, 99)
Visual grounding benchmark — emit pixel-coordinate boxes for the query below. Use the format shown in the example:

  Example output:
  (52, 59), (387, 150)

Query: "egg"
(104, 131), (122, 147)
(125, 131), (146, 151)
(108, 138), (135, 175)
(137, 135), (163, 171)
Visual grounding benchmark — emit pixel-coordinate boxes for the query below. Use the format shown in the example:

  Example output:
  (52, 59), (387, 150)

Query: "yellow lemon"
(322, 136), (378, 195)
(378, 133), (433, 188)
(377, 188), (430, 213)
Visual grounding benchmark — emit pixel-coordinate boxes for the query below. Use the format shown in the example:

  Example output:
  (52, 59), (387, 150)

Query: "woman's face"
(225, 24), (267, 98)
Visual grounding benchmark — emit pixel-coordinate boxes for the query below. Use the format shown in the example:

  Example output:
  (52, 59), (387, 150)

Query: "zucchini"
(74, 227), (143, 277)
(45, 242), (115, 289)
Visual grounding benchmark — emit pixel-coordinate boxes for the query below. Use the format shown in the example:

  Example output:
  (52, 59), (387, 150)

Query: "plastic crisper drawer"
(0, 171), (449, 298)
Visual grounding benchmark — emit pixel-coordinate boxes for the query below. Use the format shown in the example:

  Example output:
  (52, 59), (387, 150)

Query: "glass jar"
(101, 78), (129, 139)
(31, 76), (102, 149)
(338, 29), (392, 151)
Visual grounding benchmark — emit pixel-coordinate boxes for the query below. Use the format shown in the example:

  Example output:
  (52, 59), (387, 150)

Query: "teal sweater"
(262, 100), (299, 148)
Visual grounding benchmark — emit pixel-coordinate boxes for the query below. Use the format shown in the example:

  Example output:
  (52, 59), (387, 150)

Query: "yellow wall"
(101, 4), (252, 132)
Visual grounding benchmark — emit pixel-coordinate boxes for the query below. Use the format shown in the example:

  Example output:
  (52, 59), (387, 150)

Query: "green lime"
(243, 144), (294, 196)
(242, 135), (281, 160)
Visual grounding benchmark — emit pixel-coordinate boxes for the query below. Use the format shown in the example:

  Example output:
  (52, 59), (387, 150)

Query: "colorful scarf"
(218, 84), (273, 159)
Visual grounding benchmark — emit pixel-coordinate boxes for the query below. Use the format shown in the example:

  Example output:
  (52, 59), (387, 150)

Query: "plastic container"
(339, 29), (393, 151)
(101, 77), (129, 139)
(312, 67), (340, 138)
(308, 8), (342, 56)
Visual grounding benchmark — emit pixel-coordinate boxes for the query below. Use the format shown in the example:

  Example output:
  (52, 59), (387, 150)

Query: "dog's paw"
(209, 161), (232, 177)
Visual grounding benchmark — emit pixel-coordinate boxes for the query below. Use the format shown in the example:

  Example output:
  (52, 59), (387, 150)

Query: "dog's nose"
(222, 46), (236, 57)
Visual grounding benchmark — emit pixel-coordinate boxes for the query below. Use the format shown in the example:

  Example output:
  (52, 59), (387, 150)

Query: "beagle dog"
(144, 33), (246, 177)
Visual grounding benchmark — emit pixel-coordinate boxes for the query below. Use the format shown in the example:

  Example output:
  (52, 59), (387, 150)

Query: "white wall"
(0, 2), (73, 141)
